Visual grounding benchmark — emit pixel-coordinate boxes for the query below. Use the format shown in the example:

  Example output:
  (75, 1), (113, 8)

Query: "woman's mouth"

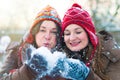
(70, 42), (80, 47)
(43, 43), (50, 47)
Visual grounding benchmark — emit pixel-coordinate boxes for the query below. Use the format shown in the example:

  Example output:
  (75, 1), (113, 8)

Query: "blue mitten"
(65, 59), (90, 80)
(50, 58), (65, 77)
(25, 46), (55, 78)
(27, 53), (48, 75)
(50, 58), (90, 80)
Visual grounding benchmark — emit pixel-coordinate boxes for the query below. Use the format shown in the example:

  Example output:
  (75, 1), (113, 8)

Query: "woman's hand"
(50, 58), (90, 80)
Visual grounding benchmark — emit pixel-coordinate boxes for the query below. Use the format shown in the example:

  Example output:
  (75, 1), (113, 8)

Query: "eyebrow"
(65, 27), (82, 31)
(64, 29), (69, 32)
(40, 26), (45, 28)
(75, 27), (82, 30)
(40, 26), (57, 30)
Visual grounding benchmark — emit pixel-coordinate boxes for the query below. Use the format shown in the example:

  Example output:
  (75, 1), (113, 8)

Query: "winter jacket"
(92, 30), (120, 80)
(1, 30), (119, 80)
(0, 42), (97, 80)
(62, 30), (120, 80)
(0, 42), (67, 80)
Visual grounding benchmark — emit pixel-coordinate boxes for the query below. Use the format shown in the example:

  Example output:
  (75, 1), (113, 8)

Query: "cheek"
(51, 37), (57, 48)
(80, 32), (88, 40)
(52, 38), (57, 43)
(64, 36), (68, 43)
(35, 33), (42, 46)
(52, 37), (57, 43)
(80, 33), (89, 47)
(35, 33), (39, 41)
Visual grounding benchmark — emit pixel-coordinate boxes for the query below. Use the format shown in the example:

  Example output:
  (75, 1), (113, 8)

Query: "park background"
(0, 0), (120, 67)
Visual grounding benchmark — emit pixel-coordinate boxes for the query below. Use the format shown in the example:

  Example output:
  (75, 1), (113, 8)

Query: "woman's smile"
(70, 41), (81, 47)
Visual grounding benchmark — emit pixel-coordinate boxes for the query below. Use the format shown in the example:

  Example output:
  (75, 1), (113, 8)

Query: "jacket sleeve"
(10, 64), (36, 80)
(0, 45), (19, 79)
(0, 42), (36, 80)
(0, 64), (36, 80)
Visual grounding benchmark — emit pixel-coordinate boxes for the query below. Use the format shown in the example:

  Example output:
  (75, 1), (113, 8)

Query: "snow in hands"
(25, 45), (90, 80)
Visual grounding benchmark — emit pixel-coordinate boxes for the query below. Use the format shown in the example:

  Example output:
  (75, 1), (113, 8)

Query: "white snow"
(28, 46), (66, 70)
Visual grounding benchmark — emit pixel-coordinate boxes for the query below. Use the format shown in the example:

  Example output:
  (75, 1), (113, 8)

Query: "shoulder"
(96, 31), (120, 80)
(6, 41), (20, 51)
(97, 30), (120, 62)
(5, 41), (20, 56)
(92, 30), (120, 80)
(97, 30), (113, 41)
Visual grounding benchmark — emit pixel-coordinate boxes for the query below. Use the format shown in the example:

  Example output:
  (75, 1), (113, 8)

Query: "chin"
(70, 48), (81, 52)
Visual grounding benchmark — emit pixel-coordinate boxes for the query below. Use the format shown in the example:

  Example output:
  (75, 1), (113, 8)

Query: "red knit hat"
(62, 3), (98, 66)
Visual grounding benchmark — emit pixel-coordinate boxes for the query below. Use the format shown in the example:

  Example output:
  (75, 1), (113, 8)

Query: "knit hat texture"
(31, 5), (61, 30)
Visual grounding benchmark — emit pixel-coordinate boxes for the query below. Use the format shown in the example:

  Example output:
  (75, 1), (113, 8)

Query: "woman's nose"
(69, 33), (76, 41)
(44, 32), (51, 40)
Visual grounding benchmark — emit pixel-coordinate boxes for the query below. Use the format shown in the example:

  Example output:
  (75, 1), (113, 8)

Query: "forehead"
(40, 20), (57, 29)
(65, 24), (83, 30)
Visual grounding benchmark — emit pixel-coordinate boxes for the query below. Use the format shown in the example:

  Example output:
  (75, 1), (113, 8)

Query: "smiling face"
(35, 20), (57, 50)
(64, 24), (89, 51)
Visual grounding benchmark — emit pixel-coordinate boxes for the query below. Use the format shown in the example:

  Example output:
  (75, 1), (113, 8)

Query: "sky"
(0, 0), (87, 29)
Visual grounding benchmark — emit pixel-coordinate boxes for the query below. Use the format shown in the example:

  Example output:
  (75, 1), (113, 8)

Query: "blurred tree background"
(89, 0), (120, 44)
(0, 0), (120, 43)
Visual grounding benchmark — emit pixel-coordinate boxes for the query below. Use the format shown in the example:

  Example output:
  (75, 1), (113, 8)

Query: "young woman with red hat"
(61, 3), (120, 80)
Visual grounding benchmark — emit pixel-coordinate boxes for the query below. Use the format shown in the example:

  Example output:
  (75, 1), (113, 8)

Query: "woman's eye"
(64, 33), (70, 36)
(51, 31), (57, 34)
(40, 29), (45, 32)
(76, 31), (81, 34)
